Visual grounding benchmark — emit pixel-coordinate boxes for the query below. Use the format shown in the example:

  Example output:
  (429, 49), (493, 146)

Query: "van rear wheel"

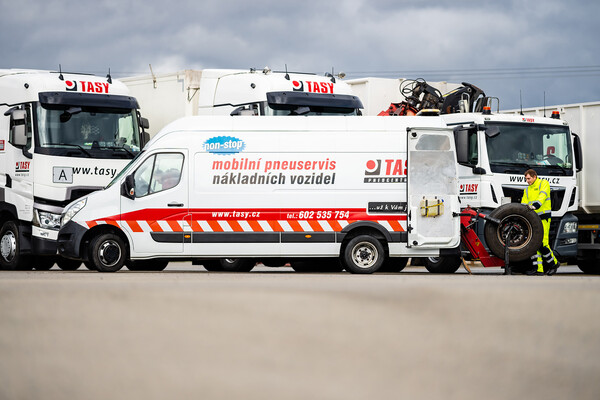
(425, 256), (462, 273)
(342, 235), (385, 274)
(88, 233), (127, 272)
(219, 258), (254, 272)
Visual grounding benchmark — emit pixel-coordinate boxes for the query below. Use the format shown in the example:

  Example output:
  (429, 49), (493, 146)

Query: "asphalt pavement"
(1, 263), (599, 400)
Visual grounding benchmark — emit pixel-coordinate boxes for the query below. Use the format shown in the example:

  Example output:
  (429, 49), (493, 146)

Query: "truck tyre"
(88, 233), (127, 272)
(32, 256), (55, 270)
(425, 256), (462, 273)
(56, 257), (82, 271)
(342, 235), (385, 274)
(0, 220), (29, 270)
(578, 258), (600, 274)
(291, 258), (343, 273)
(126, 259), (169, 271)
(483, 203), (543, 263)
(219, 258), (254, 272)
(378, 257), (409, 272)
(201, 260), (223, 271)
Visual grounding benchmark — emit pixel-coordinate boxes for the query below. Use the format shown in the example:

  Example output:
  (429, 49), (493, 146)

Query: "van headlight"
(61, 198), (87, 227)
(562, 221), (578, 234)
(33, 210), (62, 230)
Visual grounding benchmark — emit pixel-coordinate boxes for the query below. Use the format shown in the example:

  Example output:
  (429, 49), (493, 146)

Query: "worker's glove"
(528, 204), (536, 210)
(531, 201), (542, 210)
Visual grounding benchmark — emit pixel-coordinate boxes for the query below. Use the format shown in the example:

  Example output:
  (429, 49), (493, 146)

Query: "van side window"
(133, 153), (184, 197)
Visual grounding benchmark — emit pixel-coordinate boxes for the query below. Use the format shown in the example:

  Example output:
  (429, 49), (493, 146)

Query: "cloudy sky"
(2, 0), (599, 110)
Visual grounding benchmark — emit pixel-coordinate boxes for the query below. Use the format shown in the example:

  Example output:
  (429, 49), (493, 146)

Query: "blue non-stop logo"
(203, 136), (246, 155)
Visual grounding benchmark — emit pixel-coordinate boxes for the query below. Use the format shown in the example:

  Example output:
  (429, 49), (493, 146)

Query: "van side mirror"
(121, 174), (136, 199)
(10, 109), (28, 147)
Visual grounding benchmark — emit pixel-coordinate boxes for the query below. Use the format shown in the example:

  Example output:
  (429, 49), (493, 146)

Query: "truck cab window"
(134, 153), (184, 197)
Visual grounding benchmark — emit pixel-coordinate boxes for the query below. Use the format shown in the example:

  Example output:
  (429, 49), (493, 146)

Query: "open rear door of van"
(406, 127), (460, 249)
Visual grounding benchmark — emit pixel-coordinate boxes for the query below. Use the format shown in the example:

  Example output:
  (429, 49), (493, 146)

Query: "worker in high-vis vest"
(521, 169), (559, 275)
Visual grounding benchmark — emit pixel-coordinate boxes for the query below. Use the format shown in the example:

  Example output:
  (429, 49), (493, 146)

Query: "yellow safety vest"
(521, 178), (552, 220)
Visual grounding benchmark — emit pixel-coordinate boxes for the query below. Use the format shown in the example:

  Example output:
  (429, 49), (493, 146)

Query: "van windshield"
(35, 103), (141, 159)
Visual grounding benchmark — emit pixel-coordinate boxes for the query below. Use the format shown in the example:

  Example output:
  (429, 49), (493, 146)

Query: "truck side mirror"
(572, 132), (583, 172)
(10, 109), (28, 147)
(121, 174), (136, 199)
(454, 126), (473, 166)
(140, 117), (149, 130)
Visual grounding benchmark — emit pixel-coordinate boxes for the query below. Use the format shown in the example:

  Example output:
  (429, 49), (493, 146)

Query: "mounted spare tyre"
(483, 203), (543, 262)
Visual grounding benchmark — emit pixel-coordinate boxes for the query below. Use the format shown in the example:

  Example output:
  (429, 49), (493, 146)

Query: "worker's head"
(524, 169), (537, 185)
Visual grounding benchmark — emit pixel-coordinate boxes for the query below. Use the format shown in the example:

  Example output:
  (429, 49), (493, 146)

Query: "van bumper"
(57, 221), (88, 260)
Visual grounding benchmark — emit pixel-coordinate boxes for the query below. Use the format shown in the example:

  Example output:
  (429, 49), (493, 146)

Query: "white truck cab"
(445, 110), (579, 263)
(0, 69), (148, 270)
(58, 116), (461, 273)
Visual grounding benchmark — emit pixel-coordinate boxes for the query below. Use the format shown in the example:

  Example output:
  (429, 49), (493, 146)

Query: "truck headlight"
(61, 198), (87, 227)
(562, 221), (578, 234)
(34, 210), (62, 230)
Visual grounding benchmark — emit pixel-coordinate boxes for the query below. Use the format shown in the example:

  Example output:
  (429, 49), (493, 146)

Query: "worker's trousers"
(532, 218), (559, 273)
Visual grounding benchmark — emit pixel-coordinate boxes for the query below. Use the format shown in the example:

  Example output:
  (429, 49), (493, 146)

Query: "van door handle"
(168, 202), (184, 207)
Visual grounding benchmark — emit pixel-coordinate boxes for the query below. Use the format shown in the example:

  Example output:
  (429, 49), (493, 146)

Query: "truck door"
(406, 128), (460, 248)
(120, 150), (188, 255)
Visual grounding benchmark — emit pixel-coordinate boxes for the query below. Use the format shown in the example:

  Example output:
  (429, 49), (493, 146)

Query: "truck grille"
(502, 186), (564, 212)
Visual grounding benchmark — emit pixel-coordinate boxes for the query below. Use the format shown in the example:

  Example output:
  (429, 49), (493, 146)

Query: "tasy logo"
(292, 80), (335, 94)
(15, 161), (30, 172)
(66, 80), (110, 93)
(204, 136), (246, 155)
(460, 183), (479, 194)
(364, 159), (407, 183)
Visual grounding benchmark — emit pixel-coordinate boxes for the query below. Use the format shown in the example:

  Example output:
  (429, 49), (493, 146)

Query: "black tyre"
(0, 220), (29, 270)
(425, 255), (462, 273)
(378, 257), (409, 273)
(88, 233), (127, 272)
(32, 256), (55, 271)
(578, 258), (600, 274)
(483, 203), (543, 263)
(291, 258), (344, 273)
(83, 261), (97, 270)
(342, 234), (385, 274)
(126, 259), (169, 271)
(56, 257), (82, 271)
(201, 260), (223, 271)
(218, 258), (254, 272)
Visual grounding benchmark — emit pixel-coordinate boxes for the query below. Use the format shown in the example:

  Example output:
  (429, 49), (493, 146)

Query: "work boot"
(525, 269), (543, 276)
(545, 262), (560, 276)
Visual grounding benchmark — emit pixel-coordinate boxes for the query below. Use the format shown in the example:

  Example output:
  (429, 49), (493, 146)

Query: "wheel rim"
(351, 241), (378, 269)
(98, 240), (122, 267)
(496, 214), (533, 250)
(1, 230), (17, 263)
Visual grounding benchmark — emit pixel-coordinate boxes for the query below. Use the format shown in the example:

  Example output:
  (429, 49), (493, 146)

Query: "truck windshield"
(35, 103), (141, 159)
(485, 122), (573, 176)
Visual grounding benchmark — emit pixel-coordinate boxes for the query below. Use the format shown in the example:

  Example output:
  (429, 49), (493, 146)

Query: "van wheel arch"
(82, 225), (130, 263)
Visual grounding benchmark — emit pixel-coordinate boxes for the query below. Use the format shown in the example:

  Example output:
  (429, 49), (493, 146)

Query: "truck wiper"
(44, 143), (92, 157)
(544, 164), (568, 174)
(95, 145), (135, 157)
(491, 161), (531, 173)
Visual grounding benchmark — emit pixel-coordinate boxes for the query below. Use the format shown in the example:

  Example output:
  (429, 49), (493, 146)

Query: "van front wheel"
(342, 235), (385, 274)
(88, 233), (127, 272)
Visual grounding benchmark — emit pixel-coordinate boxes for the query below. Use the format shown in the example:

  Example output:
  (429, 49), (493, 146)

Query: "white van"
(57, 116), (461, 273)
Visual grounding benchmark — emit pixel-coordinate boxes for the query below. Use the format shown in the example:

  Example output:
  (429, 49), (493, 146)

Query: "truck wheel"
(291, 258), (343, 272)
(378, 257), (409, 272)
(578, 258), (600, 274)
(32, 256), (55, 270)
(88, 233), (127, 272)
(126, 259), (169, 271)
(201, 260), (223, 271)
(219, 258), (254, 272)
(483, 203), (543, 263)
(425, 256), (462, 273)
(0, 220), (28, 270)
(56, 257), (82, 271)
(342, 235), (385, 274)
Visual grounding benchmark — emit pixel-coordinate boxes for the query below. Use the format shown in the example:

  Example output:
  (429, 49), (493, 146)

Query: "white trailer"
(0, 69), (148, 270)
(57, 116), (462, 273)
(121, 68), (362, 136)
(504, 102), (600, 272)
